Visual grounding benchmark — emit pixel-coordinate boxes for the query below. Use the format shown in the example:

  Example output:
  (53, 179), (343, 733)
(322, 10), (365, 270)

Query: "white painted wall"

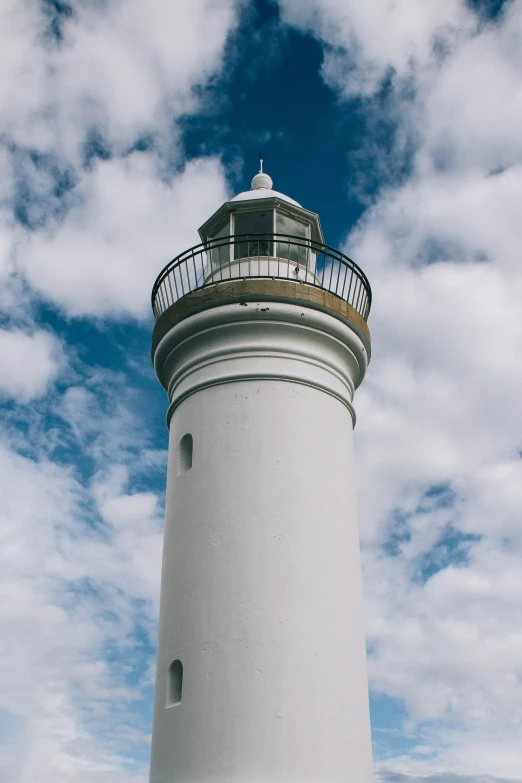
(150, 300), (373, 783)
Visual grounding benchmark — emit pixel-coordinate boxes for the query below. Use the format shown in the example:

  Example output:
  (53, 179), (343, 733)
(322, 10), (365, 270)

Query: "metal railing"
(151, 234), (372, 322)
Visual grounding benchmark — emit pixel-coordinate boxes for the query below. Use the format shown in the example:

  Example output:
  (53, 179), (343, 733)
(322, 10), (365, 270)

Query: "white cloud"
(0, 378), (164, 781)
(418, 6), (522, 175)
(0, 328), (64, 401)
(18, 154), (229, 318)
(278, 0), (474, 97)
(0, 0), (240, 319)
(0, 0), (241, 158)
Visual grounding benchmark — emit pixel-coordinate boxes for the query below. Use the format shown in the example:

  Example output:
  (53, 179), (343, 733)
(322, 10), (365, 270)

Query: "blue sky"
(1, 1), (522, 781)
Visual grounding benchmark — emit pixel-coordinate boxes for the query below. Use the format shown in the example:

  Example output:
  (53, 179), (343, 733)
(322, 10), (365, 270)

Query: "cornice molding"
(154, 300), (369, 430)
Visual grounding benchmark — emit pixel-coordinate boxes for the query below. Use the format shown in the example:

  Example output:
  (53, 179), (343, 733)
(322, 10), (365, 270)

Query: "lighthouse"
(149, 163), (374, 783)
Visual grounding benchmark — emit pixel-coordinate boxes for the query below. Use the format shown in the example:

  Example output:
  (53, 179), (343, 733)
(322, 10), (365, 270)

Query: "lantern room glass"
(275, 211), (314, 272)
(233, 210), (274, 259)
(208, 217), (232, 270)
(203, 204), (317, 281)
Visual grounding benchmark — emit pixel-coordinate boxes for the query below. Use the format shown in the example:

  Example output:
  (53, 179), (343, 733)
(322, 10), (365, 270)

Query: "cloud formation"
(0, 429), (163, 782)
(20, 154), (229, 318)
(0, 0), (237, 320)
(0, 328), (64, 400)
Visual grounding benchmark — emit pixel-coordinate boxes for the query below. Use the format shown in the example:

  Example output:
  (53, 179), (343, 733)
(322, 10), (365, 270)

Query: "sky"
(0, 0), (521, 781)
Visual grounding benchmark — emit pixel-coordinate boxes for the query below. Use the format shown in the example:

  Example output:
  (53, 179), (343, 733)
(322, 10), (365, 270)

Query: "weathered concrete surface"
(149, 297), (374, 783)
(151, 278), (371, 359)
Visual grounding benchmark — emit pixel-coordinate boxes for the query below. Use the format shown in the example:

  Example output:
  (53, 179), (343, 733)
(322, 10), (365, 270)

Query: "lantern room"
(198, 167), (324, 282)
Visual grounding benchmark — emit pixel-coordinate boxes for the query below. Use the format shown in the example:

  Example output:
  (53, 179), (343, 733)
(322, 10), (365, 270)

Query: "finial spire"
(258, 149), (268, 174)
(252, 150), (272, 190)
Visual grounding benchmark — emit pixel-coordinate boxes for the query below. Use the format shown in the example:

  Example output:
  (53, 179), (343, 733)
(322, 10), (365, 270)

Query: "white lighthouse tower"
(149, 164), (374, 783)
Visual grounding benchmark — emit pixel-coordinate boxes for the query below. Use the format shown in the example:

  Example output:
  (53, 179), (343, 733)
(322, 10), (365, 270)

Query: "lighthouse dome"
(231, 180), (301, 207)
(230, 188), (301, 206)
(228, 162), (301, 206)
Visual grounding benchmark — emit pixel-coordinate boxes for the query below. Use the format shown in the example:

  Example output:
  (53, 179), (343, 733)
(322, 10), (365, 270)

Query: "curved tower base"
(150, 288), (373, 783)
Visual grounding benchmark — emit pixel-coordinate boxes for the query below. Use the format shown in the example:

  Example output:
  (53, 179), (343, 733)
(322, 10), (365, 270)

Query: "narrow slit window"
(177, 434), (193, 475)
(167, 659), (183, 707)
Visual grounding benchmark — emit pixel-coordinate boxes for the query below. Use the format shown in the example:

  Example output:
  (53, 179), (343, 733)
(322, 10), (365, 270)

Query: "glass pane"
(276, 212), (308, 239)
(209, 218), (231, 241)
(208, 218), (231, 270)
(276, 212), (309, 264)
(234, 210), (273, 259)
